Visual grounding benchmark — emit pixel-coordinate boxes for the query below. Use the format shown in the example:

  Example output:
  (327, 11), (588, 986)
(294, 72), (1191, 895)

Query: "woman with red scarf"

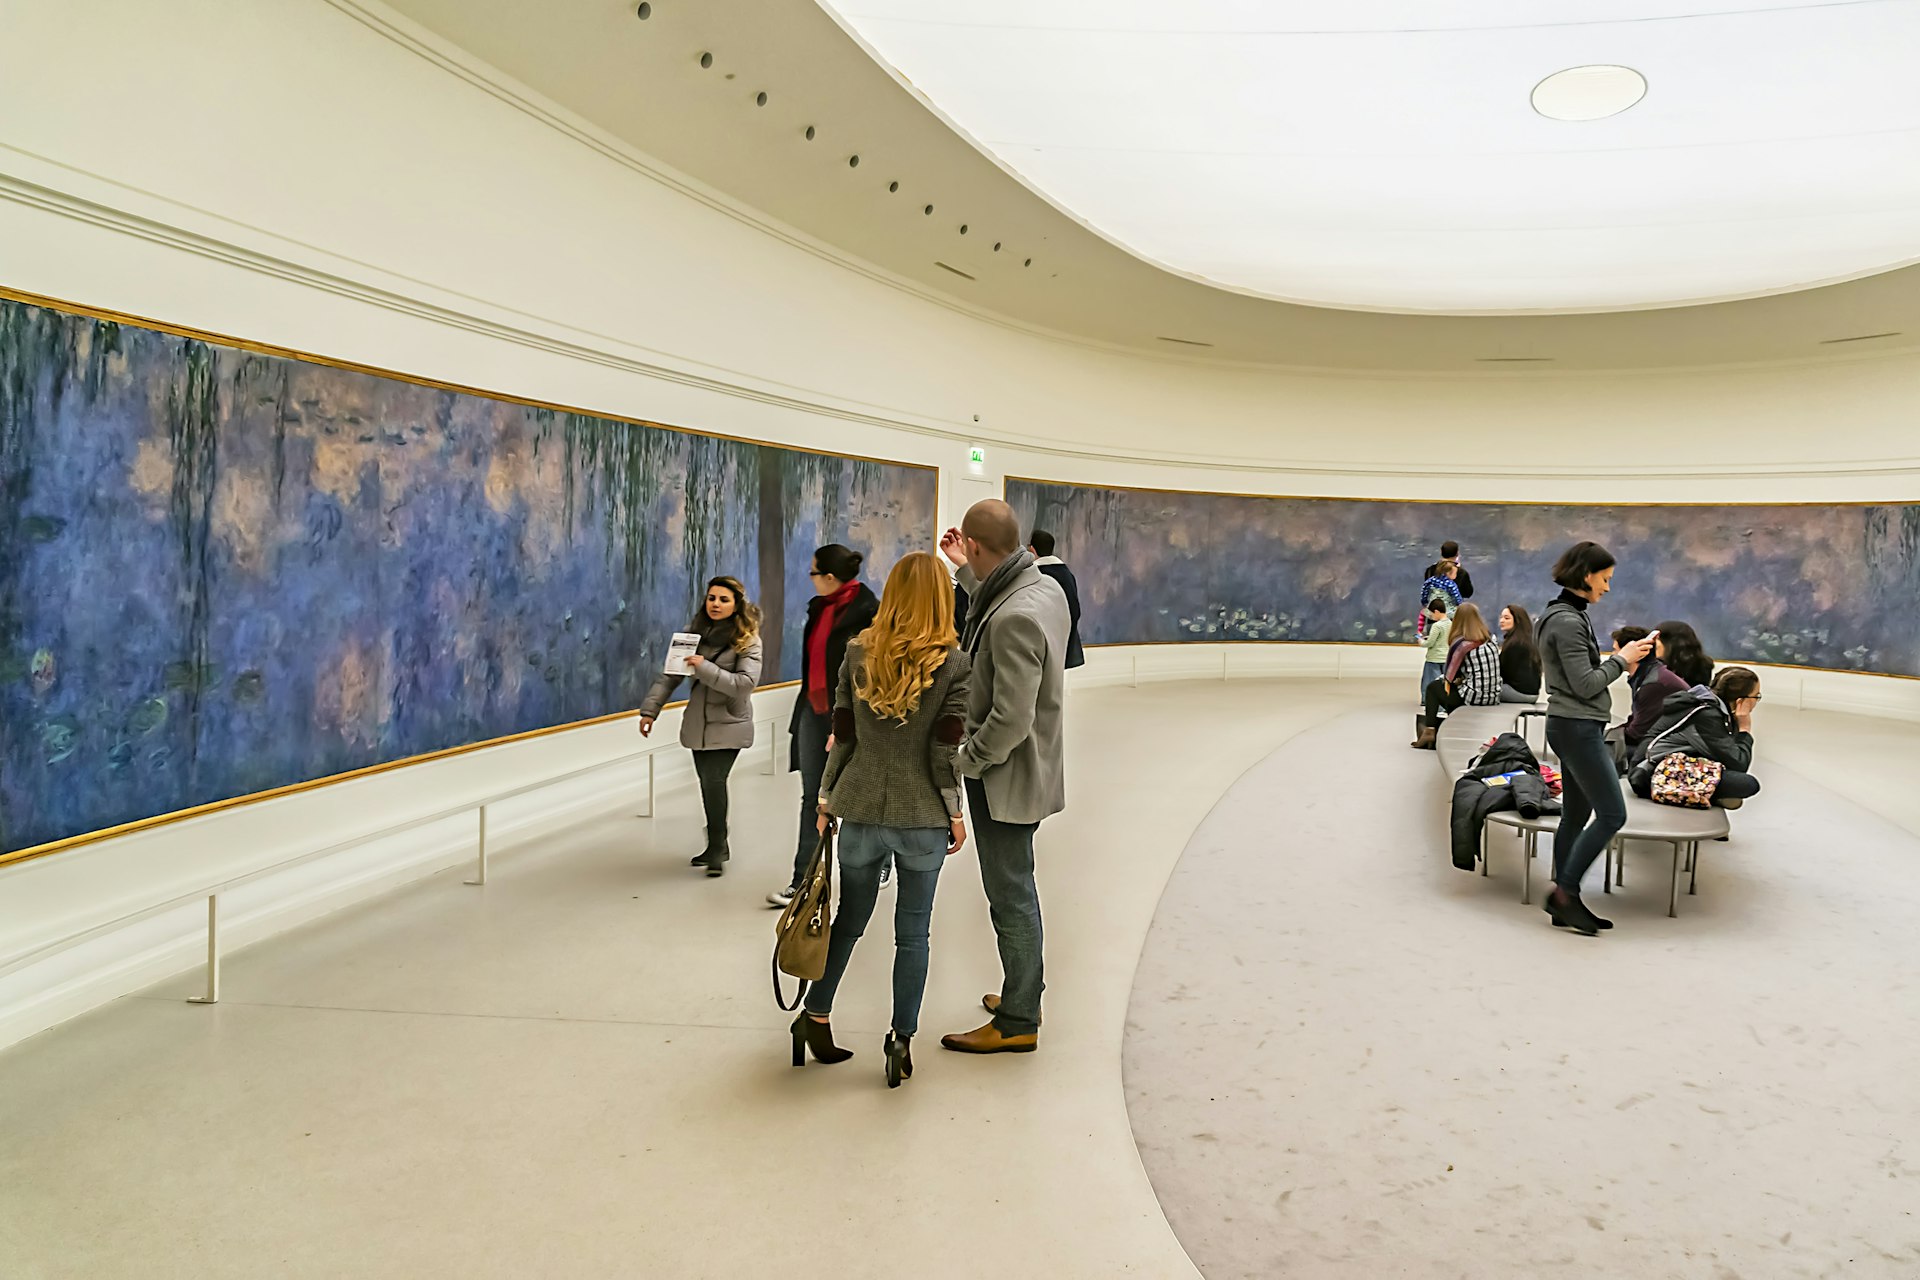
(771, 543), (879, 907)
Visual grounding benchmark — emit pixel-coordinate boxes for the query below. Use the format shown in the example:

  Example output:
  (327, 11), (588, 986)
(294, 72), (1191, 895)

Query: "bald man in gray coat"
(938, 500), (1070, 1054)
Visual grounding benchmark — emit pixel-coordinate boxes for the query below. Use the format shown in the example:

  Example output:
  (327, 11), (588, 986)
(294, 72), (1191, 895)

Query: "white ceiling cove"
(822, 0), (1920, 314)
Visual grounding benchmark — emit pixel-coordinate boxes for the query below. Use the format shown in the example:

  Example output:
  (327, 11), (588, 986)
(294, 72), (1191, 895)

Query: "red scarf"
(806, 580), (862, 715)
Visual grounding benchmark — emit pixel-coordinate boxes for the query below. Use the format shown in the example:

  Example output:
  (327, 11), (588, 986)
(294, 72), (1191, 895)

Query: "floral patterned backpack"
(1643, 703), (1725, 808)
(1651, 753), (1723, 808)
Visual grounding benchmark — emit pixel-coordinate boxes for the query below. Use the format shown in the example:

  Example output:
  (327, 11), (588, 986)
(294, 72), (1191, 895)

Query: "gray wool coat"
(638, 634), (764, 751)
(954, 561), (1071, 824)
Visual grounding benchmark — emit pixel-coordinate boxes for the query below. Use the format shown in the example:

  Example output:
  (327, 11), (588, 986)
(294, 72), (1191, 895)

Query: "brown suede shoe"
(981, 993), (1043, 1026)
(941, 1021), (1038, 1054)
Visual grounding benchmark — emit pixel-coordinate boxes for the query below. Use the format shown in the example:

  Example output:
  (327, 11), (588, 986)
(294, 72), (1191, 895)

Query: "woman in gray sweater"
(793, 552), (971, 1088)
(638, 577), (764, 877)
(1537, 543), (1654, 936)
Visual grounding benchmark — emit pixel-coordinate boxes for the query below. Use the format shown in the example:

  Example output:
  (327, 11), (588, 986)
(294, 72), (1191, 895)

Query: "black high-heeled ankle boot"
(885, 1032), (913, 1088)
(791, 1013), (853, 1066)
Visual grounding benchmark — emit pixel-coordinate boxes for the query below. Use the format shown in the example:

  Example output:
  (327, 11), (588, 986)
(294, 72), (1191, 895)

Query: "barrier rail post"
(465, 806), (489, 886)
(765, 721), (778, 775)
(186, 894), (220, 1005)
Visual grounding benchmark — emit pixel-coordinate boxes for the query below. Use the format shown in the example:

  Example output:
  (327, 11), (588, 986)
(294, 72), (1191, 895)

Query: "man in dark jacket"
(1029, 530), (1085, 670)
(1440, 540), (1474, 600)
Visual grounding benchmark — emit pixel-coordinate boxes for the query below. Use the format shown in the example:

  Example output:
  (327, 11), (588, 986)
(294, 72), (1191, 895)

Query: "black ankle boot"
(1544, 889), (1602, 936)
(791, 1013), (853, 1066)
(885, 1032), (914, 1088)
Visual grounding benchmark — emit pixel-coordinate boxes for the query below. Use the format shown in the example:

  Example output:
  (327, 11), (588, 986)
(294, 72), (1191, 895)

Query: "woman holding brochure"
(638, 576), (764, 877)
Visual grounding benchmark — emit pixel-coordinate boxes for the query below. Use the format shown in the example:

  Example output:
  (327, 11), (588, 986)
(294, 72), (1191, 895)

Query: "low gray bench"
(1434, 703), (1729, 916)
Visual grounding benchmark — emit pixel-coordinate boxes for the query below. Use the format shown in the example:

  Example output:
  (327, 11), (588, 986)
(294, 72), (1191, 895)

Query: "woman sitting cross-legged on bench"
(1411, 603), (1500, 749)
(1630, 665), (1763, 808)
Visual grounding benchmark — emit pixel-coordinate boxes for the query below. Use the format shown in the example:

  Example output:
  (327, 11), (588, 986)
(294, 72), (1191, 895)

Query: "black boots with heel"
(790, 1013), (853, 1066)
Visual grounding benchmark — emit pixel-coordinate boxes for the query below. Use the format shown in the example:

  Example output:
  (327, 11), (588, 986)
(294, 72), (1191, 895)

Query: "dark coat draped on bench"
(1450, 732), (1561, 870)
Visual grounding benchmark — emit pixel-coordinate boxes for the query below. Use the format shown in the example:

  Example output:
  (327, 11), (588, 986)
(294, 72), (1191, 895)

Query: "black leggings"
(692, 748), (740, 852)
(1421, 678), (1464, 728)
(1546, 716), (1626, 894)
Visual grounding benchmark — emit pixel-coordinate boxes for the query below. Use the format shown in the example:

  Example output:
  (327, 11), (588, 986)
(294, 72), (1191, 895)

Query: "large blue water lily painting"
(0, 294), (936, 856)
(1008, 479), (1920, 676)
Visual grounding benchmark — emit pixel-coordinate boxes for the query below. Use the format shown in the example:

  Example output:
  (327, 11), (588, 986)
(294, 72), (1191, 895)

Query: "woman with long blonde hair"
(791, 552), (972, 1088)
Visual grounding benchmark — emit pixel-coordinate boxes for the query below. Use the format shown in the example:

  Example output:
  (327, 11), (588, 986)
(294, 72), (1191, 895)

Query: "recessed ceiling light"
(934, 262), (975, 280)
(698, 51), (713, 69)
(634, 2), (650, 18)
(1531, 65), (1647, 122)
(755, 91), (767, 107)
(848, 155), (860, 168)
(1819, 331), (1902, 344)
(804, 125), (815, 141)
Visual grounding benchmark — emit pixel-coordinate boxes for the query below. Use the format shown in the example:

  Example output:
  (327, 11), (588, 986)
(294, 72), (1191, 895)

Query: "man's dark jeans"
(965, 777), (1044, 1037)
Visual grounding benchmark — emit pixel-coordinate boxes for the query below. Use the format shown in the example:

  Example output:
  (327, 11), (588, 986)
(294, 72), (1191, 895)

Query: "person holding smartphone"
(794, 552), (972, 1088)
(1537, 542), (1655, 936)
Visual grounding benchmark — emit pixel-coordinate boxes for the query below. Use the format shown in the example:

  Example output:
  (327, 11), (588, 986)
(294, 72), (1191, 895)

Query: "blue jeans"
(1420, 660), (1446, 698)
(791, 706), (831, 891)
(804, 823), (947, 1035)
(966, 777), (1045, 1037)
(1547, 716), (1626, 894)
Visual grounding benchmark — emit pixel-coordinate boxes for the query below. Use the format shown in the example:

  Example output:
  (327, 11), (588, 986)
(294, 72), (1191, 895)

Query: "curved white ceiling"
(823, 0), (1920, 314)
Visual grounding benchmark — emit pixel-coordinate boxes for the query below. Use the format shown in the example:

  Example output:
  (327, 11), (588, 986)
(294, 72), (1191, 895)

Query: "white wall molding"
(4, 164), (1918, 487)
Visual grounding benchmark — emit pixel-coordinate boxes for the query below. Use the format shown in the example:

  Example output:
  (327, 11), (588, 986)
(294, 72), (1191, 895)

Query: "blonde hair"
(1451, 602), (1492, 646)
(854, 552), (956, 721)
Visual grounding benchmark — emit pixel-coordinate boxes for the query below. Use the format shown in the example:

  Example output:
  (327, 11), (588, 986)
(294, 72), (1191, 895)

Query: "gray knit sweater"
(819, 641), (971, 827)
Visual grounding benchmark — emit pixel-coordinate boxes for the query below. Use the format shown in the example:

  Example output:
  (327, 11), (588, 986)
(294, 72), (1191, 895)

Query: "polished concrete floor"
(2, 679), (1916, 1278)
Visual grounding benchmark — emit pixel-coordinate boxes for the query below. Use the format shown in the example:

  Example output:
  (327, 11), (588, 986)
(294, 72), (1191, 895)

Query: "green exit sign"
(968, 447), (986, 465)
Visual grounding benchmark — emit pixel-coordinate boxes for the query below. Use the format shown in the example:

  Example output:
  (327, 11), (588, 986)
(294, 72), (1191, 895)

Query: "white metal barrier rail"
(0, 719), (780, 1007)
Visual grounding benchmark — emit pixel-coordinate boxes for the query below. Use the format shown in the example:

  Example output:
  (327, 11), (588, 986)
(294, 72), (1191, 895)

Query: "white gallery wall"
(1, 0), (1916, 1049)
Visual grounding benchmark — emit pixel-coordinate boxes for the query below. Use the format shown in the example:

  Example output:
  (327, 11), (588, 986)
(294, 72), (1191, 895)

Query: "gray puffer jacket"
(638, 633), (763, 751)
(1538, 594), (1623, 722)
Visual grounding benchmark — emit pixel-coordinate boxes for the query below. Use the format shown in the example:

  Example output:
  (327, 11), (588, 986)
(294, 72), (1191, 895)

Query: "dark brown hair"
(1712, 666), (1761, 705)
(1552, 541), (1616, 590)
(1653, 620), (1712, 687)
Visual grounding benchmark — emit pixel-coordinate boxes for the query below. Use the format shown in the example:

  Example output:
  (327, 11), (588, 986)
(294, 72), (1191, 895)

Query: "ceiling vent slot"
(1156, 336), (1214, 347)
(934, 262), (976, 281)
(1819, 332), (1901, 344)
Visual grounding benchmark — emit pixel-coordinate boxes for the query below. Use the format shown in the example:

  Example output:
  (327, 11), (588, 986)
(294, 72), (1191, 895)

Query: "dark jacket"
(1449, 732), (1559, 870)
(1035, 559), (1085, 669)
(1538, 593), (1622, 722)
(787, 582), (879, 767)
(1498, 641), (1541, 696)
(1456, 566), (1475, 600)
(1632, 686), (1754, 775)
(1623, 658), (1689, 746)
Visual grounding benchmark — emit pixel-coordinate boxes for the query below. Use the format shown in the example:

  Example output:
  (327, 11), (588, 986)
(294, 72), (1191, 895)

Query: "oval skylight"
(822, 1), (1920, 314)
(1531, 65), (1647, 122)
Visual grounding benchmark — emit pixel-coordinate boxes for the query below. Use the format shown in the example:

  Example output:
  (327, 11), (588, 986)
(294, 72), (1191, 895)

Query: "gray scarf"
(962, 548), (1035, 651)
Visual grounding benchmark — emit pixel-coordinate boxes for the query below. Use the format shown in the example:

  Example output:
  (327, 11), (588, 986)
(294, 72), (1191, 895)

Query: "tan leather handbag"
(772, 831), (834, 1011)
